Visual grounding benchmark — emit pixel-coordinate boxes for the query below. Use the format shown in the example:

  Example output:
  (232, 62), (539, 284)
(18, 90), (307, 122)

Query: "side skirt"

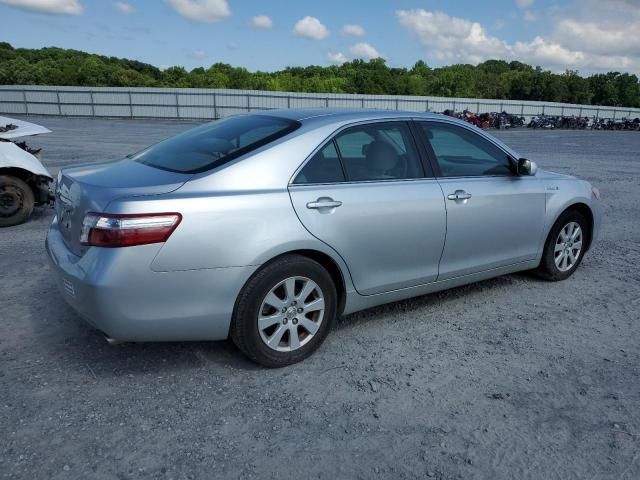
(342, 260), (539, 315)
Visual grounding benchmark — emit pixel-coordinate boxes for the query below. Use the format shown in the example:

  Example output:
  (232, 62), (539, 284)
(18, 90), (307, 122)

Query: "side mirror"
(517, 158), (538, 176)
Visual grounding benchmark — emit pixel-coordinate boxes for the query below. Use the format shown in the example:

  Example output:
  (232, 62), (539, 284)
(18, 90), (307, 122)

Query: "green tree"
(0, 42), (639, 108)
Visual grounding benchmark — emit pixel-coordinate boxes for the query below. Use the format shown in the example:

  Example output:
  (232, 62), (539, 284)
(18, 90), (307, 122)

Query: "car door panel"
(415, 120), (546, 280)
(437, 176), (545, 280)
(289, 180), (446, 295)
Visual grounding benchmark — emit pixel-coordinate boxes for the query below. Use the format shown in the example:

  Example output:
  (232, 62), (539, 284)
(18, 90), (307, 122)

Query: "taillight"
(80, 212), (182, 248)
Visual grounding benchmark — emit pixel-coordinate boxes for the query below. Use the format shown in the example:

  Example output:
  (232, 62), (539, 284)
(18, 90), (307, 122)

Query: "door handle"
(447, 190), (472, 201)
(306, 198), (342, 209)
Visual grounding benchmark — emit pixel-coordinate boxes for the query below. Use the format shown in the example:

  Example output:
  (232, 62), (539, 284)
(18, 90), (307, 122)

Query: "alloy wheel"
(257, 276), (325, 352)
(554, 222), (583, 272)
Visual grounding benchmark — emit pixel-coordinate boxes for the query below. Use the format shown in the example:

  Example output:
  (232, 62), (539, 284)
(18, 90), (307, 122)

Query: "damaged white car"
(0, 116), (53, 227)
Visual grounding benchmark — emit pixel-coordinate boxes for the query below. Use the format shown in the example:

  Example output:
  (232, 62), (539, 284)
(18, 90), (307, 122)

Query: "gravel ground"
(1, 116), (639, 480)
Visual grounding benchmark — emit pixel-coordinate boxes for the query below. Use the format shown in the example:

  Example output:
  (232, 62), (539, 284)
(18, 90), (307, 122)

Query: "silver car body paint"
(46, 110), (603, 342)
(290, 179), (446, 294)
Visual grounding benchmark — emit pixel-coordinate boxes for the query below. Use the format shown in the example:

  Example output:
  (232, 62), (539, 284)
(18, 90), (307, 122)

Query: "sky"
(1, 0), (639, 75)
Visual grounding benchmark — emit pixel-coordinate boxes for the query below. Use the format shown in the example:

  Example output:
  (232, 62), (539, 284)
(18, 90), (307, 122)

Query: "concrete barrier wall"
(2, 85), (639, 120)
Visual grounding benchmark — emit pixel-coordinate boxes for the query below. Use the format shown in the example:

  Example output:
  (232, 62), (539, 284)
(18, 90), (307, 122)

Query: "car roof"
(258, 108), (443, 126)
(246, 108), (522, 162)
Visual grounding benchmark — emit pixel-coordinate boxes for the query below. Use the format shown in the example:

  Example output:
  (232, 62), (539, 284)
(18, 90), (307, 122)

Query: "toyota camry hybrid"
(47, 109), (602, 367)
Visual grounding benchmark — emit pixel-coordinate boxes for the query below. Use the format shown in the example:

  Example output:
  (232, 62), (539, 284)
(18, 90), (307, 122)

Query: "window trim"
(408, 120), (436, 178)
(413, 119), (518, 179)
(331, 138), (349, 183)
(290, 118), (431, 186)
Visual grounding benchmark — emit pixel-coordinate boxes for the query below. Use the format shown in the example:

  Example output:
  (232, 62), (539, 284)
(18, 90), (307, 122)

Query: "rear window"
(133, 115), (300, 174)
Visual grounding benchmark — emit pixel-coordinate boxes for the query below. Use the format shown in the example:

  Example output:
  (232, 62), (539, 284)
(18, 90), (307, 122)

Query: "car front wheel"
(230, 254), (337, 367)
(536, 209), (589, 281)
(0, 175), (35, 228)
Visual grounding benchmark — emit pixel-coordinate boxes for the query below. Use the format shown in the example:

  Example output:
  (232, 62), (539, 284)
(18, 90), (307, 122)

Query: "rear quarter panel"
(106, 189), (355, 289)
(102, 122), (359, 294)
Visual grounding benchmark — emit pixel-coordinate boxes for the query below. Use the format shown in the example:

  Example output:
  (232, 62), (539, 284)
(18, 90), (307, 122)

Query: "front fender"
(0, 141), (52, 178)
(541, 178), (599, 250)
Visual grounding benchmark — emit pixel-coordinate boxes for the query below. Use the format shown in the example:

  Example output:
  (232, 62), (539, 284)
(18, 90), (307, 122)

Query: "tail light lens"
(80, 212), (182, 247)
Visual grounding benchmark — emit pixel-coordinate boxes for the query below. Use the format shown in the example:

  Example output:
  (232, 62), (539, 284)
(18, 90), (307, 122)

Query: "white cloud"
(251, 14), (272, 29)
(191, 49), (206, 59)
(167, 0), (230, 23)
(328, 52), (348, 65)
(512, 37), (584, 66)
(397, 9), (508, 64)
(524, 10), (536, 21)
(555, 19), (640, 57)
(0, 0), (82, 14)
(397, 6), (640, 74)
(113, 1), (133, 14)
(293, 16), (329, 40)
(349, 42), (382, 60)
(515, 0), (534, 8)
(342, 24), (365, 37)
(519, 1), (640, 72)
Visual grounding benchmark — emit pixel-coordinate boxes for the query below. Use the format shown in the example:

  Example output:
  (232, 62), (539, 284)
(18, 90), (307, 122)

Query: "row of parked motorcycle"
(528, 115), (640, 130)
(442, 109), (640, 131)
(442, 110), (525, 129)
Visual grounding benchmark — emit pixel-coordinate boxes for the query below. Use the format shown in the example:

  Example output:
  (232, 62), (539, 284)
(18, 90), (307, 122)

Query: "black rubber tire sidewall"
(537, 209), (589, 281)
(0, 175), (35, 228)
(230, 254), (337, 368)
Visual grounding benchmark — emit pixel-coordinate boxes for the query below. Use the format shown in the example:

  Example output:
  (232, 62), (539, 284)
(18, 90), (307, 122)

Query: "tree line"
(1, 42), (639, 108)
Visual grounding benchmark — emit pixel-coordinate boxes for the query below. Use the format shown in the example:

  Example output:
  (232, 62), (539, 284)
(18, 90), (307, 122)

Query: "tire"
(536, 209), (589, 281)
(230, 254), (338, 367)
(0, 175), (35, 228)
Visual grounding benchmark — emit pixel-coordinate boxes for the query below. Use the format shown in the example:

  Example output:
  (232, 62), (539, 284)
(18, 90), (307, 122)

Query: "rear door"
(415, 120), (545, 280)
(288, 120), (446, 295)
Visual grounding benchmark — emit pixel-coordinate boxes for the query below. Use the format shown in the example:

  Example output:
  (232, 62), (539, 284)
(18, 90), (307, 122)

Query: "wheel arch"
(1, 166), (36, 182)
(554, 202), (594, 251)
(289, 249), (347, 315)
(0, 167), (50, 204)
(240, 248), (349, 316)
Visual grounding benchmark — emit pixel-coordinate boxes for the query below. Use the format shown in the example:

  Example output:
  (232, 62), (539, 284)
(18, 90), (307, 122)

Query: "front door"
(416, 120), (546, 280)
(289, 121), (446, 295)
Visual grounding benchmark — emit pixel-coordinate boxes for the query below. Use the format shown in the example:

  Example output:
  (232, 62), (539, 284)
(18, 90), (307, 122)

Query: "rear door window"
(294, 141), (345, 184)
(335, 122), (423, 182)
(133, 115), (300, 174)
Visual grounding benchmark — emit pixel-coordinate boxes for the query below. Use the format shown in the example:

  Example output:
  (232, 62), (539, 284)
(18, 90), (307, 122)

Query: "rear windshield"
(133, 115), (300, 174)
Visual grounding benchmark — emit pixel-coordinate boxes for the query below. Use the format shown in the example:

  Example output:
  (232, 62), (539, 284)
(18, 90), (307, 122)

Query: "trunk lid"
(55, 158), (190, 256)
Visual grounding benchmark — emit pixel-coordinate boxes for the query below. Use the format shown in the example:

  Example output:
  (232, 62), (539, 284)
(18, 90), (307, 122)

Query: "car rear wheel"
(0, 175), (35, 228)
(536, 209), (589, 281)
(230, 254), (337, 367)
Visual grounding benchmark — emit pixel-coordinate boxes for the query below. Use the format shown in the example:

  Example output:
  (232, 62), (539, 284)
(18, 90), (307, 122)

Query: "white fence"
(1, 85), (640, 120)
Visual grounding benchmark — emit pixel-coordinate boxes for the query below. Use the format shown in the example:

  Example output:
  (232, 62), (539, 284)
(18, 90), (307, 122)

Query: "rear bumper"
(46, 217), (256, 342)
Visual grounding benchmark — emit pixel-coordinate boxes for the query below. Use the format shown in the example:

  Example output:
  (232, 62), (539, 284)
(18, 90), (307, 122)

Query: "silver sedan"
(47, 110), (602, 367)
